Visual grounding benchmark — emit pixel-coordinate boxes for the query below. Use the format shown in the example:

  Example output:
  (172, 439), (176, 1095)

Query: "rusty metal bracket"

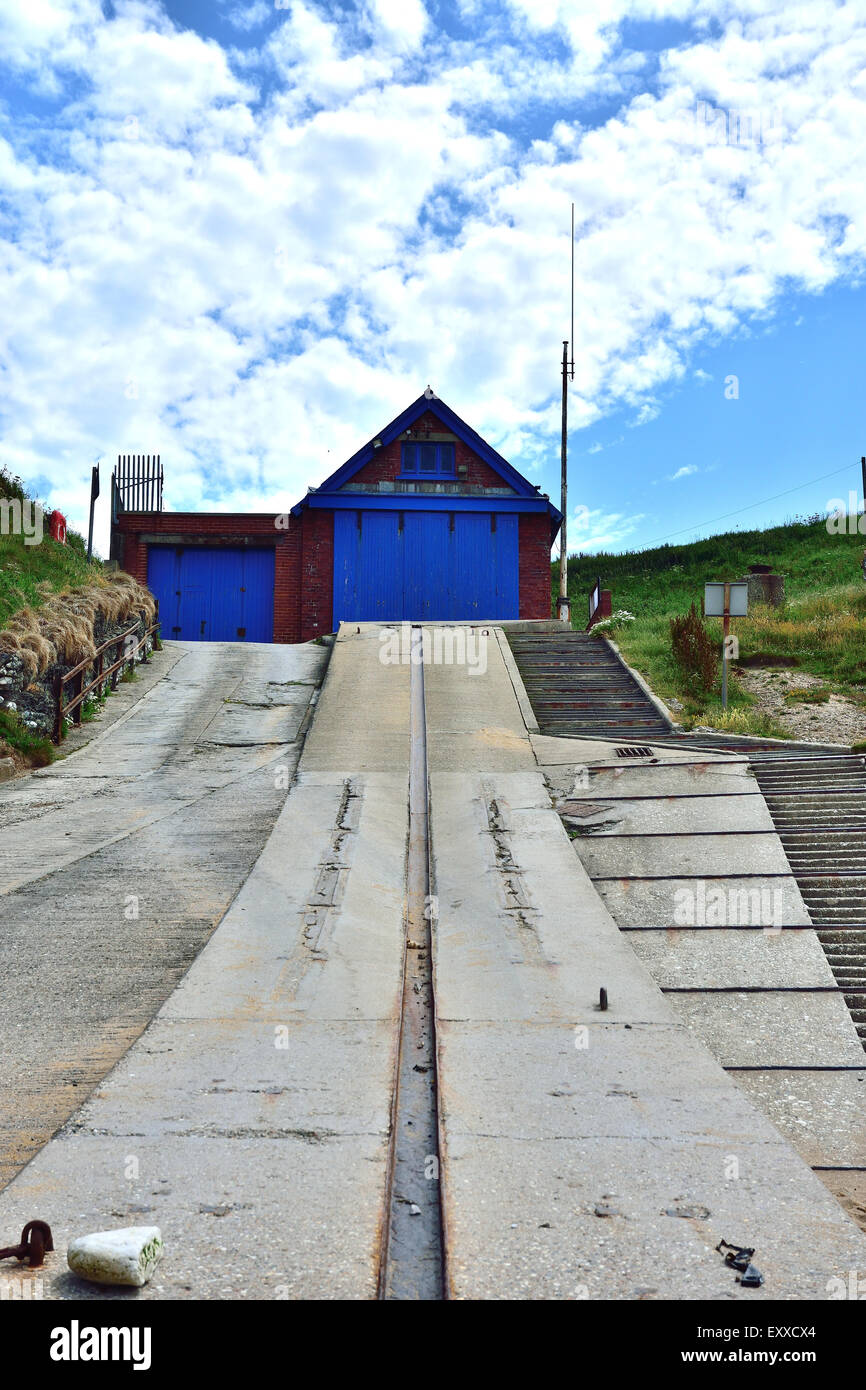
(0, 1220), (54, 1268)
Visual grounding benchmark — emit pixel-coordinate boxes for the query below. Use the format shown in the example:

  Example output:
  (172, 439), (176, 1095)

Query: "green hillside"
(556, 515), (866, 737)
(0, 467), (97, 627)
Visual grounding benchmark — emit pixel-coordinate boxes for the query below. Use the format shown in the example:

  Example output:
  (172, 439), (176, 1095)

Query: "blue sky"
(1, 0), (864, 558)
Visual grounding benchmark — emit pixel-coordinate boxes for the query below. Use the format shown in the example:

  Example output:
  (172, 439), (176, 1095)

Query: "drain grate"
(614, 745), (654, 759)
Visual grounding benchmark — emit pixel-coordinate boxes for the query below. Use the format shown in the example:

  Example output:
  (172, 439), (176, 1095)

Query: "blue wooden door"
(147, 547), (274, 642)
(332, 509), (519, 623)
(146, 547), (180, 639)
(404, 513), (450, 620)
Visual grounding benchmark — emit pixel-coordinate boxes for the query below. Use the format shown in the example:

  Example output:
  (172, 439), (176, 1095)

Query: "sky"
(1, 0), (865, 559)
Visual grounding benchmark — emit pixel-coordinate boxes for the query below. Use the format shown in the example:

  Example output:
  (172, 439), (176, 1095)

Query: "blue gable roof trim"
(304, 493), (554, 516)
(291, 391), (562, 532)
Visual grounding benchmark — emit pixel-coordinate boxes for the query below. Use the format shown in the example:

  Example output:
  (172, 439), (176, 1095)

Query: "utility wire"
(639, 462), (856, 548)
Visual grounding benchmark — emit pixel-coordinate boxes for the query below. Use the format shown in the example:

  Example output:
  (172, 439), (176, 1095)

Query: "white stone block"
(67, 1226), (163, 1287)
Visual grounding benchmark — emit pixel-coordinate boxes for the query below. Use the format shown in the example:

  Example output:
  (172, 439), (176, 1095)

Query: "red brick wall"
(275, 524), (301, 644)
(349, 410), (511, 490)
(587, 590), (613, 630)
(114, 512), (303, 642)
(122, 531), (147, 587)
(299, 509), (333, 641)
(115, 500), (552, 636)
(519, 514), (553, 620)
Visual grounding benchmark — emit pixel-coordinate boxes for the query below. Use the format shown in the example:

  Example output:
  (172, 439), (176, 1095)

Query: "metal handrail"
(52, 605), (161, 743)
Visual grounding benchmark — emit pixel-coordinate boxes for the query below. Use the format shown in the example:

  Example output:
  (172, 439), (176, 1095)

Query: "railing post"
(53, 672), (64, 744)
(72, 670), (83, 727)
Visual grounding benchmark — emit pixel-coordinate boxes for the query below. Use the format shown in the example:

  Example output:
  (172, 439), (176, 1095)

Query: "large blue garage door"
(147, 547), (275, 642)
(333, 510), (519, 623)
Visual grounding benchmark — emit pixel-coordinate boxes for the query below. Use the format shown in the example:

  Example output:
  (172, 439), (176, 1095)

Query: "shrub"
(670, 603), (718, 693)
(0, 466), (29, 504)
(0, 707), (54, 766)
(589, 609), (636, 636)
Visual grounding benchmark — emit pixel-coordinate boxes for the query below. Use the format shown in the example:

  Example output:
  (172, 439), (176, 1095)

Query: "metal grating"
(614, 745), (654, 759)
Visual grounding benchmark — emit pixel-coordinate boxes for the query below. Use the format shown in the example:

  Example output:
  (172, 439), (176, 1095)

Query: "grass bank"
(557, 516), (866, 737)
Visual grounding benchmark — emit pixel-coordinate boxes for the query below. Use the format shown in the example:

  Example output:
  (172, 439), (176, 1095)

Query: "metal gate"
(147, 547), (275, 642)
(333, 510), (519, 623)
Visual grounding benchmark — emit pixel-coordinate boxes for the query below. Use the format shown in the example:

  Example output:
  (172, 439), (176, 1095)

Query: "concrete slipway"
(0, 625), (864, 1300)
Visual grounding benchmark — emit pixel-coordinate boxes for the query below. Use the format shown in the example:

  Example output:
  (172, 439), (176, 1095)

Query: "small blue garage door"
(333, 510), (519, 623)
(147, 547), (275, 642)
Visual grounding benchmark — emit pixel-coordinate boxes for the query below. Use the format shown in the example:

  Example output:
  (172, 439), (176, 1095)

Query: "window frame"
(399, 441), (456, 479)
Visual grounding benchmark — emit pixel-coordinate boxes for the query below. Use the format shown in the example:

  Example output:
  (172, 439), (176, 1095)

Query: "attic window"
(401, 442), (455, 477)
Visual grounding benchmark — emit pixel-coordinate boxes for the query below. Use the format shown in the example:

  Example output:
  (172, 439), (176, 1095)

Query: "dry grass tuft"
(0, 571), (155, 676)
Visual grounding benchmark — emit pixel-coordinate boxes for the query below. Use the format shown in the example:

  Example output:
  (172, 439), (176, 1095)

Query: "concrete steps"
(507, 631), (671, 740)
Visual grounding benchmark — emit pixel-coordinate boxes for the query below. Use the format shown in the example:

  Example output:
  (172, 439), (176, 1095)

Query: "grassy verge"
(0, 708), (54, 766)
(559, 516), (866, 737)
(0, 531), (99, 628)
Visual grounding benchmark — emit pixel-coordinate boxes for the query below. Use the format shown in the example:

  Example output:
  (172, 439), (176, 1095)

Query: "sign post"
(704, 581), (749, 710)
(87, 462), (100, 561)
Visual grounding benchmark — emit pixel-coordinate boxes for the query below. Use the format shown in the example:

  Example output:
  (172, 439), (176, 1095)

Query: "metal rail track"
(378, 626), (446, 1300)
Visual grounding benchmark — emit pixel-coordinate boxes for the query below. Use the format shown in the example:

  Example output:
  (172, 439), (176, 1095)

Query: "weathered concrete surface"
(3, 621), (866, 1301)
(734, 1071), (866, 1169)
(0, 626), (406, 1300)
(430, 761), (866, 1298)
(0, 640), (326, 1190)
(564, 759), (760, 796)
(537, 730), (866, 1226)
(669, 993), (865, 1066)
(578, 831), (791, 878)
(627, 926), (840, 988)
(425, 633), (866, 1298)
(530, 735), (735, 768)
(593, 875), (812, 927)
(561, 792), (774, 834)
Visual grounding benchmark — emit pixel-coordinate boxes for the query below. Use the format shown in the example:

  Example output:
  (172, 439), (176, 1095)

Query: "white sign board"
(704, 581), (749, 617)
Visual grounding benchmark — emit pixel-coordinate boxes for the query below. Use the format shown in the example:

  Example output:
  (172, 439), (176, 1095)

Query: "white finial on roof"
(424, 384), (437, 399)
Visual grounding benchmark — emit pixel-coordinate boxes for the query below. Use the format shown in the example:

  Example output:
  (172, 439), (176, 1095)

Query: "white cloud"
(0, 0), (865, 558)
(669, 464), (699, 480)
(223, 1), (271, 31)
(367, 0), (429, 53)
(569, 503), (646, 552)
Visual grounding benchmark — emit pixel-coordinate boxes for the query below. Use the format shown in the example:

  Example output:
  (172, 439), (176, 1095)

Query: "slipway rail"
(379, 625), (446, 1300)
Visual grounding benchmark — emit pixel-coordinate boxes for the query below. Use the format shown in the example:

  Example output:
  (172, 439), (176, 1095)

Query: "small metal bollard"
(0, 1220), (54, 1268)
(599, 987), (608, 1011)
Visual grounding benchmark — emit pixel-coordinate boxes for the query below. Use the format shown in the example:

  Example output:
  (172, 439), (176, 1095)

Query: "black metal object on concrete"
(0, 1221), (53, 1268)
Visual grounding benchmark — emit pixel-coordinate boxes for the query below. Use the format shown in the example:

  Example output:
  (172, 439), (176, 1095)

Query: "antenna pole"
(557, 204), (575, 625)
(571, 201), (574, 383)
(558, 339), (570, 623)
